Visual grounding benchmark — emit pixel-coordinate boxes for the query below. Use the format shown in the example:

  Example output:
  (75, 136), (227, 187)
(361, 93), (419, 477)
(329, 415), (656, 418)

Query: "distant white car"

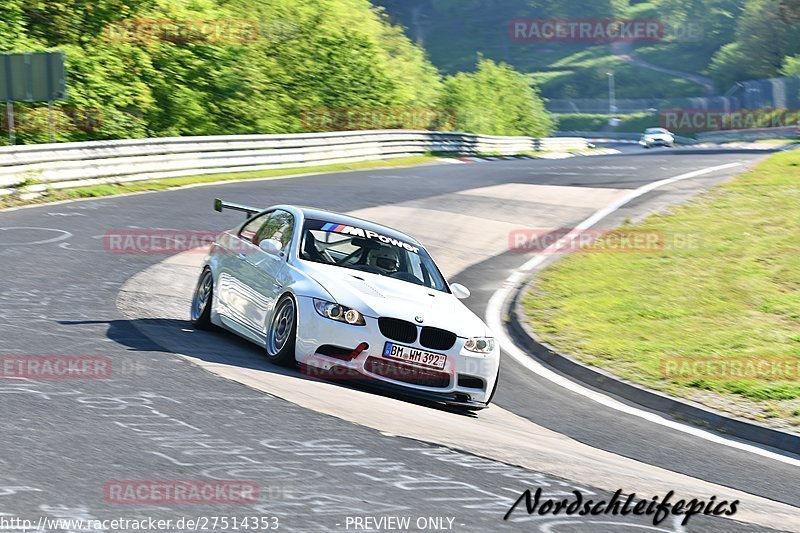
(640, 128), (675, 148)
(190, 199), (500, 410)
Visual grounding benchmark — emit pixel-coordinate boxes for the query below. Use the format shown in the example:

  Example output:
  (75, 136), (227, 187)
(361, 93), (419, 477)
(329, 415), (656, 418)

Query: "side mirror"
(450, 283), (471, 300)
(259, 238), (283, 257)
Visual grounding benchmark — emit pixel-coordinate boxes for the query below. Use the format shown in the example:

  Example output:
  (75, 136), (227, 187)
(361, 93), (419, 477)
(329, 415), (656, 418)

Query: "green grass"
(379, 1), (721, 101)
(633, 43), (717, 76)
(424, 22), (708, 100)
(523, 149), (800, 428)
(751, 139), (799, 145)
(0, 155), (438, 209)
(529, 52), (704, 99)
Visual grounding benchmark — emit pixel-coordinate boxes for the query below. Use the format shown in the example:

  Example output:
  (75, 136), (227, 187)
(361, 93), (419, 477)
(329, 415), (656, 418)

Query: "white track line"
(486, 162), (800, 468)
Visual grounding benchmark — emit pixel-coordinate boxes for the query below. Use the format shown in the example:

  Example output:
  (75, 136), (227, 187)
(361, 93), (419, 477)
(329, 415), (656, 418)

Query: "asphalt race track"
(1, 145), (798, 532)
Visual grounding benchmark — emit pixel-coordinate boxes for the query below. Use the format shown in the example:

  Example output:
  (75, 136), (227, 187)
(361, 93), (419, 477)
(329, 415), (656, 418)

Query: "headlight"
(464, 336), (496, 354)
(313, 299), (366, 326)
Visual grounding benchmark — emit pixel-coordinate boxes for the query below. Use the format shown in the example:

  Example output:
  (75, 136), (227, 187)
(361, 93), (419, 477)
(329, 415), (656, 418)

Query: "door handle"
(237, 253), (247, 261)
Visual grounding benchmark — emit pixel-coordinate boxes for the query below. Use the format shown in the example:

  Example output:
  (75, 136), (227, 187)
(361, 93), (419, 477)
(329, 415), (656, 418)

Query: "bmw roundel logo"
(414, 315), (424, 323)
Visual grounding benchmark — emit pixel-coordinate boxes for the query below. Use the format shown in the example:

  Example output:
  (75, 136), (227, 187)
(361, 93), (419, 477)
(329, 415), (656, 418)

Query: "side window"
(255, 210), (295, 252)
(408, 252), (424, 280)
(239, 213), (269, 243)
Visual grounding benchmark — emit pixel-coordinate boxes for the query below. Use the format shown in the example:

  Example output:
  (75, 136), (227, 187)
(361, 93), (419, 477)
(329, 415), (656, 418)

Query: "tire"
(190, 268), (214, 330)
(266, 294), (297, 367)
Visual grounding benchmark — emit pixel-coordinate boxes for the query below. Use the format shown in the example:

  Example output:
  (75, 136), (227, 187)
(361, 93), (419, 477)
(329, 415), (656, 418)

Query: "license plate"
(382, 342), (447, 370)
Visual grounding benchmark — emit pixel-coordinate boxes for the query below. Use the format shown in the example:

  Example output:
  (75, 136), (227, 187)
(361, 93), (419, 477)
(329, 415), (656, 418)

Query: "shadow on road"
(60, 317), (478, 417)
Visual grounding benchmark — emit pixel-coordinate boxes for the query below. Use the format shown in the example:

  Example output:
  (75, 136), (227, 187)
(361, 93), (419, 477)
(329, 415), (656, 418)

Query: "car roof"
(289, 205), (422, 245)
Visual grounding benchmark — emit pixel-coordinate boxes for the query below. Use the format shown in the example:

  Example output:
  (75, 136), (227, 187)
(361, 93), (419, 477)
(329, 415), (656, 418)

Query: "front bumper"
(294, 296), (499, 406)
(641, 138), (672, 147)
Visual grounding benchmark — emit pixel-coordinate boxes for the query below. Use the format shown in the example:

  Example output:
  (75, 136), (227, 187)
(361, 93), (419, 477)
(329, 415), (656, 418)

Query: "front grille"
(378, 317), (417, 343)
(366, 357), (450, 388)
(420, 326), (457, 350)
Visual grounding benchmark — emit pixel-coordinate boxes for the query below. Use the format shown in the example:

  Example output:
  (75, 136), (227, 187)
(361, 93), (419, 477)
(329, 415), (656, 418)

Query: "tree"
(0, 0), (446, 144)
(709, 0), (800, 84)
(438, 58), (553, 137)
(781, 55), (800, 76)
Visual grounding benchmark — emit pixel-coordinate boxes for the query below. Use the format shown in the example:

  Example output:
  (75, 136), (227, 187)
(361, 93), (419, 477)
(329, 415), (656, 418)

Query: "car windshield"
(645, 128), (667, 134)
(299, 219), (449, 292)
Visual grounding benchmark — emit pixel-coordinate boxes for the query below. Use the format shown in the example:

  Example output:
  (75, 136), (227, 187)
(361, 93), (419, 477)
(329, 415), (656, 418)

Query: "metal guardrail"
(697, 126), (799, 143)
(556, 131), (698, 145)
(0, 130), (588, 196)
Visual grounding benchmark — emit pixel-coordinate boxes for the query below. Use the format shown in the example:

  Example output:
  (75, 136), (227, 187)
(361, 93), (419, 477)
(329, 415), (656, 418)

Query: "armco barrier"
(556, 130), (698, 145)
(0, 130), (588, 196)
(697, 126), (799, 143)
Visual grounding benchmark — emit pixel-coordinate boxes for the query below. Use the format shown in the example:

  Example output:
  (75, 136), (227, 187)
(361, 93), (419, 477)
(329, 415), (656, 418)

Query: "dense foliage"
(376, 0), (800, 98)
(0, 0), (553, 145)
(709, 0), (800, 86)
(439, 59), (553, 137)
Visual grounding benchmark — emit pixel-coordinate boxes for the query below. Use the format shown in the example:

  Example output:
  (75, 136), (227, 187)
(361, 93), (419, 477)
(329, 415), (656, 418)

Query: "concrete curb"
(506, 277), (800, 456)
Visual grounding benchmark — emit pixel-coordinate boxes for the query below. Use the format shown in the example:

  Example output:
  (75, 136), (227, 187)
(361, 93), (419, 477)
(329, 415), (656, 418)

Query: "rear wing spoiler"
(214, 198), (261, 217)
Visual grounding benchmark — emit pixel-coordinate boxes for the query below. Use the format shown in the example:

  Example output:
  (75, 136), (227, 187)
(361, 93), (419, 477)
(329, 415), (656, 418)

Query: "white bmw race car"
(190, 199), (500, 410)
(639, 127), (675, 148)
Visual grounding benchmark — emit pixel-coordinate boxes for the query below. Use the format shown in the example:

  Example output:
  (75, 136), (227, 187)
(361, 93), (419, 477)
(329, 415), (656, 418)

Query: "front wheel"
(266, 295), (297, 367)
(190, 268), (214, 329)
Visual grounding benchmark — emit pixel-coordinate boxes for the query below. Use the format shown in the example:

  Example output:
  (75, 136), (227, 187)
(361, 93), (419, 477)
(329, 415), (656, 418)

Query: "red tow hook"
(348, 342), (369, 359)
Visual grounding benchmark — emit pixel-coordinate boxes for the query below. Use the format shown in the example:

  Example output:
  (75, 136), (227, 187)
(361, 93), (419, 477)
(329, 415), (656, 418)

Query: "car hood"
(300, 262), (490, 337)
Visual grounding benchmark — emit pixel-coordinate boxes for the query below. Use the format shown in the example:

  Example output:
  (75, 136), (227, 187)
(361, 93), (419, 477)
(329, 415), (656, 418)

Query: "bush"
(555, 113), (660, 133)
(438, 59), (553, 137)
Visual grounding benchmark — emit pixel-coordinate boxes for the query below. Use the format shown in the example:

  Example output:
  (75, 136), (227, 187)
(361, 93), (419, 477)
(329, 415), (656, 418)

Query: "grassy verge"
(523, 149), (800, 429)
(0, 155), (438, 209)
(528, 50), (704, 100)
(751, 139), (799, 145)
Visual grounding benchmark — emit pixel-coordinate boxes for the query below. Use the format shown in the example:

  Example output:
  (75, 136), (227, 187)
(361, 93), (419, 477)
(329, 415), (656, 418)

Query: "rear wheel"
(266, 295), (297, 366)
(190, 268), (214, 329)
